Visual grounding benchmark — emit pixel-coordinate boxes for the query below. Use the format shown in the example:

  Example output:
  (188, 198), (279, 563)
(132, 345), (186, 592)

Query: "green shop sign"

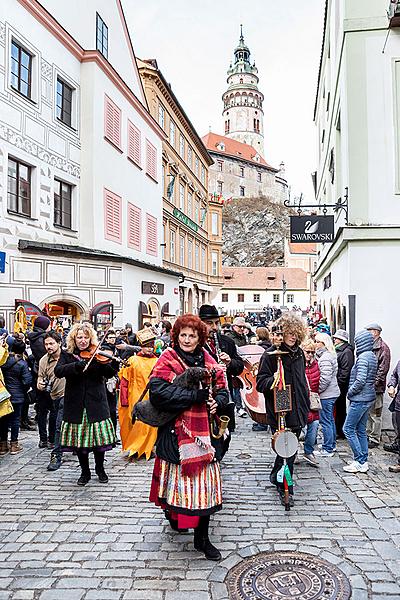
(173, 207), (199, 232)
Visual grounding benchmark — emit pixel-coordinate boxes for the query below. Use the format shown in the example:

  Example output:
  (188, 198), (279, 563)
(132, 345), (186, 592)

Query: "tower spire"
(240, 24), (243, 42)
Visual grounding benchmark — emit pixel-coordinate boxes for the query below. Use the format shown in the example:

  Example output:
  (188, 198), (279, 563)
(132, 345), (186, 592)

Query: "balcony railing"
(388, 0), (400, 26)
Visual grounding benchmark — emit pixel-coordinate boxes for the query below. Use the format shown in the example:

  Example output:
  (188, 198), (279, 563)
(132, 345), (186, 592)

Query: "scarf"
(151, 347), (226, 476)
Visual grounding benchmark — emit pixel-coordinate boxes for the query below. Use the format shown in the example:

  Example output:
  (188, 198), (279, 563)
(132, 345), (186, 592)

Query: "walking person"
(225, 317), (248, 418)
(301, 339), (321, 467)
(333, 330), (354, 439)
(343, 330), (378, 473)
(314, 332), (340, 457)
(149, 314), (229, 561)
(54, 323), (118, 486)
(37, 332), (65, 471)
(256, 315), (310, 506)
(365, 324), (391, 448)
(0, 338), (32, 455)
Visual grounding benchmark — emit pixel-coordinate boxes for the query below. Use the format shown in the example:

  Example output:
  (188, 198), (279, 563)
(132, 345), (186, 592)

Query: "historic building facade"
(138, 59), (223, 314)
(313, 0), (400, 361)
(215, 266), (310, 315)
(203, 29), (288, 204)
(0, 0), (180, 330)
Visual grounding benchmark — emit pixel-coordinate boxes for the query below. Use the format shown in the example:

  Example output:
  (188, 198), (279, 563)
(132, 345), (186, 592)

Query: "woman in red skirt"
(149, 314), (229, 561)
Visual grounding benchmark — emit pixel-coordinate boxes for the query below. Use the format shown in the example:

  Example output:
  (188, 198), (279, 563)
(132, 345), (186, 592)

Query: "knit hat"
(11, 339), (26, 354)
(315, 322), (331, 335)
(333, 329), (349, 343)
(365, 323), (382, 333)
(34, 316), (51, 330)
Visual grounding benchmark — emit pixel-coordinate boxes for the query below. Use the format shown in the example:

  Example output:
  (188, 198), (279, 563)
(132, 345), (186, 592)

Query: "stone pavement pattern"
(0, 421), (400, 600)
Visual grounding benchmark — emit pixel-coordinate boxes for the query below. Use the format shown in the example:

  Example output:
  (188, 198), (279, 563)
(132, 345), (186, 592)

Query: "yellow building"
(138, 59), (223, 313)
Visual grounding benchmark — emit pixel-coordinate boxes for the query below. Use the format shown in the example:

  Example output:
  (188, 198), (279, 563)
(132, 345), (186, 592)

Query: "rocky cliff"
(222, 197), (294, 266)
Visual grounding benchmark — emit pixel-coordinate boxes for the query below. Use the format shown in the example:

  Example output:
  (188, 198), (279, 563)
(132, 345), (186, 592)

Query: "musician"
(54, 323), (119, 486)
(199, 304), (245, 431)
(256, 315), (309, 507)
(149, 314), (229, 561)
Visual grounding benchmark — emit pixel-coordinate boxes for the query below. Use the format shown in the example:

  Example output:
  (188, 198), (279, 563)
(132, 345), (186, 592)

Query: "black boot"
(384, 441), (400, 454)
(194, 516), (221, 561)
(164, 510), (188, 533)
(77, 451), (91, 486)
(94, 450), (108, 483)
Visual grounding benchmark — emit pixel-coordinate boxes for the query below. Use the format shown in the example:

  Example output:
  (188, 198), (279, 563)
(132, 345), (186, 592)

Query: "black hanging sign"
(141, 281), (165, 295)
(290, 215), (334, 243)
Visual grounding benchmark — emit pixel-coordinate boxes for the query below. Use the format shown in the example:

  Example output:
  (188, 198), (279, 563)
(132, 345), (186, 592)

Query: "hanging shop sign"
(0, 252), (5, 274)
(290, 215), (334, 243)
(173, 207), (199, 233)
(141, 281), (165, 295)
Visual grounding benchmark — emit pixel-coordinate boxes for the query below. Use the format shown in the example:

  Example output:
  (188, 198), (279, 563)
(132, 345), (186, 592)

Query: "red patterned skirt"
(150, 457), (222, 529)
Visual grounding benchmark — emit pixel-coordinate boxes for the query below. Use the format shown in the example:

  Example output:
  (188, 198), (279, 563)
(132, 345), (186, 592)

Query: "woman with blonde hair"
(55, 323), (119, 486)
(314, 332), (340, 457)
(301, 338), (321, 466)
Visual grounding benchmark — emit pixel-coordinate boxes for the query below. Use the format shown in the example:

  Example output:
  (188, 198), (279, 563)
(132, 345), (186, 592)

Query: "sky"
(122, 1), (325, 201)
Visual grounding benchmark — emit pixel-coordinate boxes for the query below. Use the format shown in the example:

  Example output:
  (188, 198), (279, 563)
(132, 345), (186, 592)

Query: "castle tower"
(222, 26), (265, 156)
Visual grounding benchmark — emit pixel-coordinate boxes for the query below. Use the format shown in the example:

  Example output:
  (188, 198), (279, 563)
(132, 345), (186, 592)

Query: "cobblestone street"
(1, 420), (400, 600)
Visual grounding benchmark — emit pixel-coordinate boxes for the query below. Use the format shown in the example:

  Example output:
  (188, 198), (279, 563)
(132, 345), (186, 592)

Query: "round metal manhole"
(236, 453), (252, 460)
(225, 551), (352, 600)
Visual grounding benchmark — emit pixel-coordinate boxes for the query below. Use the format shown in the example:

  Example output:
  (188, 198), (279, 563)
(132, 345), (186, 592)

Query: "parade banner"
(290, 215), (334, 243)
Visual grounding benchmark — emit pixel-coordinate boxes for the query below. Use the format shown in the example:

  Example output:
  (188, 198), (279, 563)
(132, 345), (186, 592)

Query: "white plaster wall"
(215, 288), (310, 314)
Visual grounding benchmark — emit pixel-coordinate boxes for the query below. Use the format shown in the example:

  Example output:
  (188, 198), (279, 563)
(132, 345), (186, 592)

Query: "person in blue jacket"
(343, 330), (377, 473)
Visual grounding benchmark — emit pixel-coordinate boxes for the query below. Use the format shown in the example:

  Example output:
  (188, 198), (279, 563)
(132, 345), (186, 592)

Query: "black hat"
(198, 305), (220, 321)
(11, 339), (26, 354)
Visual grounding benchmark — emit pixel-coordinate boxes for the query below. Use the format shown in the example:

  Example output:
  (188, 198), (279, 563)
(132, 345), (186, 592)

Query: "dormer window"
(218, 141), (225, 151)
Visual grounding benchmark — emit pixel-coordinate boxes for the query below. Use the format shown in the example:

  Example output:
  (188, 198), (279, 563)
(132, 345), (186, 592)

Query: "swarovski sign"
(290, 215), (334, 243)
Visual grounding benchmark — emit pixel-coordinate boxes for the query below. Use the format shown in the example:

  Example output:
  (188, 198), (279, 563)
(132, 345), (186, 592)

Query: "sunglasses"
(305, 350), (315, 354)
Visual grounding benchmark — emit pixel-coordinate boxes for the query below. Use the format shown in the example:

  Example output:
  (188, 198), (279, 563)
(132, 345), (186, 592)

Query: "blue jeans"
(0, 403), (22, 442)
(304, 420), (319, 455)
(320, 397), (337, 453)
(343, 401), (373, 465)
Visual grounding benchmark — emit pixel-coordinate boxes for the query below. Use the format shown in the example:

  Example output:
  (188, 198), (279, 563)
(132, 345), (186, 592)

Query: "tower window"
(225, 120), (230, 134)
(240, 78), (243, 84)
(239, 167), (244, 178)
(239, 186), (245, 197)
(253, 119), (260, 133)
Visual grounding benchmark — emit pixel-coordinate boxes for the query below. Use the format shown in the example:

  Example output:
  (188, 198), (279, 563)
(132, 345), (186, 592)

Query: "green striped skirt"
(61, 409), (116, 452)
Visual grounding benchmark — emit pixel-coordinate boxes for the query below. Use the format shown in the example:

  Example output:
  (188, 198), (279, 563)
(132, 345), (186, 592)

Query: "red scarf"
(151, 347), (226, 476)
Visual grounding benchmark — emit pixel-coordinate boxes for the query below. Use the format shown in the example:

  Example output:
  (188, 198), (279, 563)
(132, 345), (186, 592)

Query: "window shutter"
(146, 214), (158, 256)
(127, 203), (141, 250)
(128, 121), (141, 166)
(104, 95), (121, 148)
(146, 139), (157, 180)
(104, 188), (122, 243)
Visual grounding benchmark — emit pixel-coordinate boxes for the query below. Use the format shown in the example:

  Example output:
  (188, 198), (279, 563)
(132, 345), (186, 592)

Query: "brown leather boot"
(9, 441), (23, 455)
(0, 441), (9, 456)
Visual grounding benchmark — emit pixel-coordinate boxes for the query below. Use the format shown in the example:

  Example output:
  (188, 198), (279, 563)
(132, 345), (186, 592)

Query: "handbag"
(306, 375), (322, 411)
(0, 373), (13, 418)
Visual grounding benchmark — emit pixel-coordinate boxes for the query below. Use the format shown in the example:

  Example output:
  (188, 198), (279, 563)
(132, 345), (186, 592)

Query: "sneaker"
(303, 453), (319, 467)
(317, 444), (336, 452)
(368, 440), (379, 449)
(47, 454), (62, 471)
(384, 442), (400, 454)
(343, 461), (368, 473)
(252, 423), (269, 432)
(236, 408), (247, 418)
(38, 440), (48, 449)
(315, 449), (334, 457)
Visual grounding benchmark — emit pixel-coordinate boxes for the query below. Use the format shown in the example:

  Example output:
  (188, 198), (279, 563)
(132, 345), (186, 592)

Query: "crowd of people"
(0, 307), (399, 561)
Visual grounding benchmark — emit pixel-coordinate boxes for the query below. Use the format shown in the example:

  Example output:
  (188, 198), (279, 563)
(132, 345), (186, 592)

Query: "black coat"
(149, 377), (229, 465)
(2, 355), (32, 405)
(256, 343), (310, 430)
(336, 342), (354, 391)
(27, 328), (47, 371)
(225, 330), (247, 347)
(54, 350), (118, 424)
(205, 333), (244, 393)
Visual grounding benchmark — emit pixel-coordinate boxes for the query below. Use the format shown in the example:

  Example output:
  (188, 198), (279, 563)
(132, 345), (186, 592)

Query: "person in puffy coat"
(315, 332), (340, 457)
(343, 330), (378, 473)
(0, 338), (32, 455)
(301, 339), (321, 467)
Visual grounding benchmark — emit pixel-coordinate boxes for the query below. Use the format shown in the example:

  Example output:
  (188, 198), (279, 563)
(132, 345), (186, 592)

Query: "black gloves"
(75, 360), (87, 372)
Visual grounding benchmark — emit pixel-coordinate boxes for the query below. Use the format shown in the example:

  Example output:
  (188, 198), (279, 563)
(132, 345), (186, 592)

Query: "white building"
(215, 266), (310, 315)
(284, 240), (317, 306)
(313, 0), (400, 357)
(0, 0), (180, 330)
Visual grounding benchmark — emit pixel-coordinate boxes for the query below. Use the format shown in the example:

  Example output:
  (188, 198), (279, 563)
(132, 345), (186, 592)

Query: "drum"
(271, 430), (299, 458)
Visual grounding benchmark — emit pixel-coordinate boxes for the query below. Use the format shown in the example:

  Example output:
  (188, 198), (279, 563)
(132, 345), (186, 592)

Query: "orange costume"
(118, 352), (158, 460)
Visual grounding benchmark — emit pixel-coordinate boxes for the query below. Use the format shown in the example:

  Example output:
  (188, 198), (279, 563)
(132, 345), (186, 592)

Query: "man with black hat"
(199, 305), (244, 432)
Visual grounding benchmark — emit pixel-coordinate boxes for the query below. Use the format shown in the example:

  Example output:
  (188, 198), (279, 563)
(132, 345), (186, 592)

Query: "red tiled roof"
(288, 242), (317, 255)
(222, 267), (308, 290)
(201, 132), (278, 171)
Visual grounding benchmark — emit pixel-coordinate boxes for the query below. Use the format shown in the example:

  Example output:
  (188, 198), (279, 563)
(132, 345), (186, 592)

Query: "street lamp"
(282, 278), (287, 308)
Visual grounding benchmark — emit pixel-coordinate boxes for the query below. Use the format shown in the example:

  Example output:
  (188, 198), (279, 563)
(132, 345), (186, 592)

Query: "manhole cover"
(236, 453), (252, 460)
(225, 551), (351, 600)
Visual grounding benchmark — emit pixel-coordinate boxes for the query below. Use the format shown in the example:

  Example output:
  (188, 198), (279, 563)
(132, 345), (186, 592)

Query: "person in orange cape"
(149, 314), (229, 562)
(118, 328), (158, 460)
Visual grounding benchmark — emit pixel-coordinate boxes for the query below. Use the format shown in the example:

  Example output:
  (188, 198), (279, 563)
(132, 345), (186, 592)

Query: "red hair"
(171, 314), (208, 348)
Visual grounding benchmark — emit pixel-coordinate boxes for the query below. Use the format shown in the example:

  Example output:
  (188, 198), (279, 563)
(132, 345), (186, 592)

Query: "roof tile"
(222, 266), (308, 290)
(202, 132), (277, 170)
